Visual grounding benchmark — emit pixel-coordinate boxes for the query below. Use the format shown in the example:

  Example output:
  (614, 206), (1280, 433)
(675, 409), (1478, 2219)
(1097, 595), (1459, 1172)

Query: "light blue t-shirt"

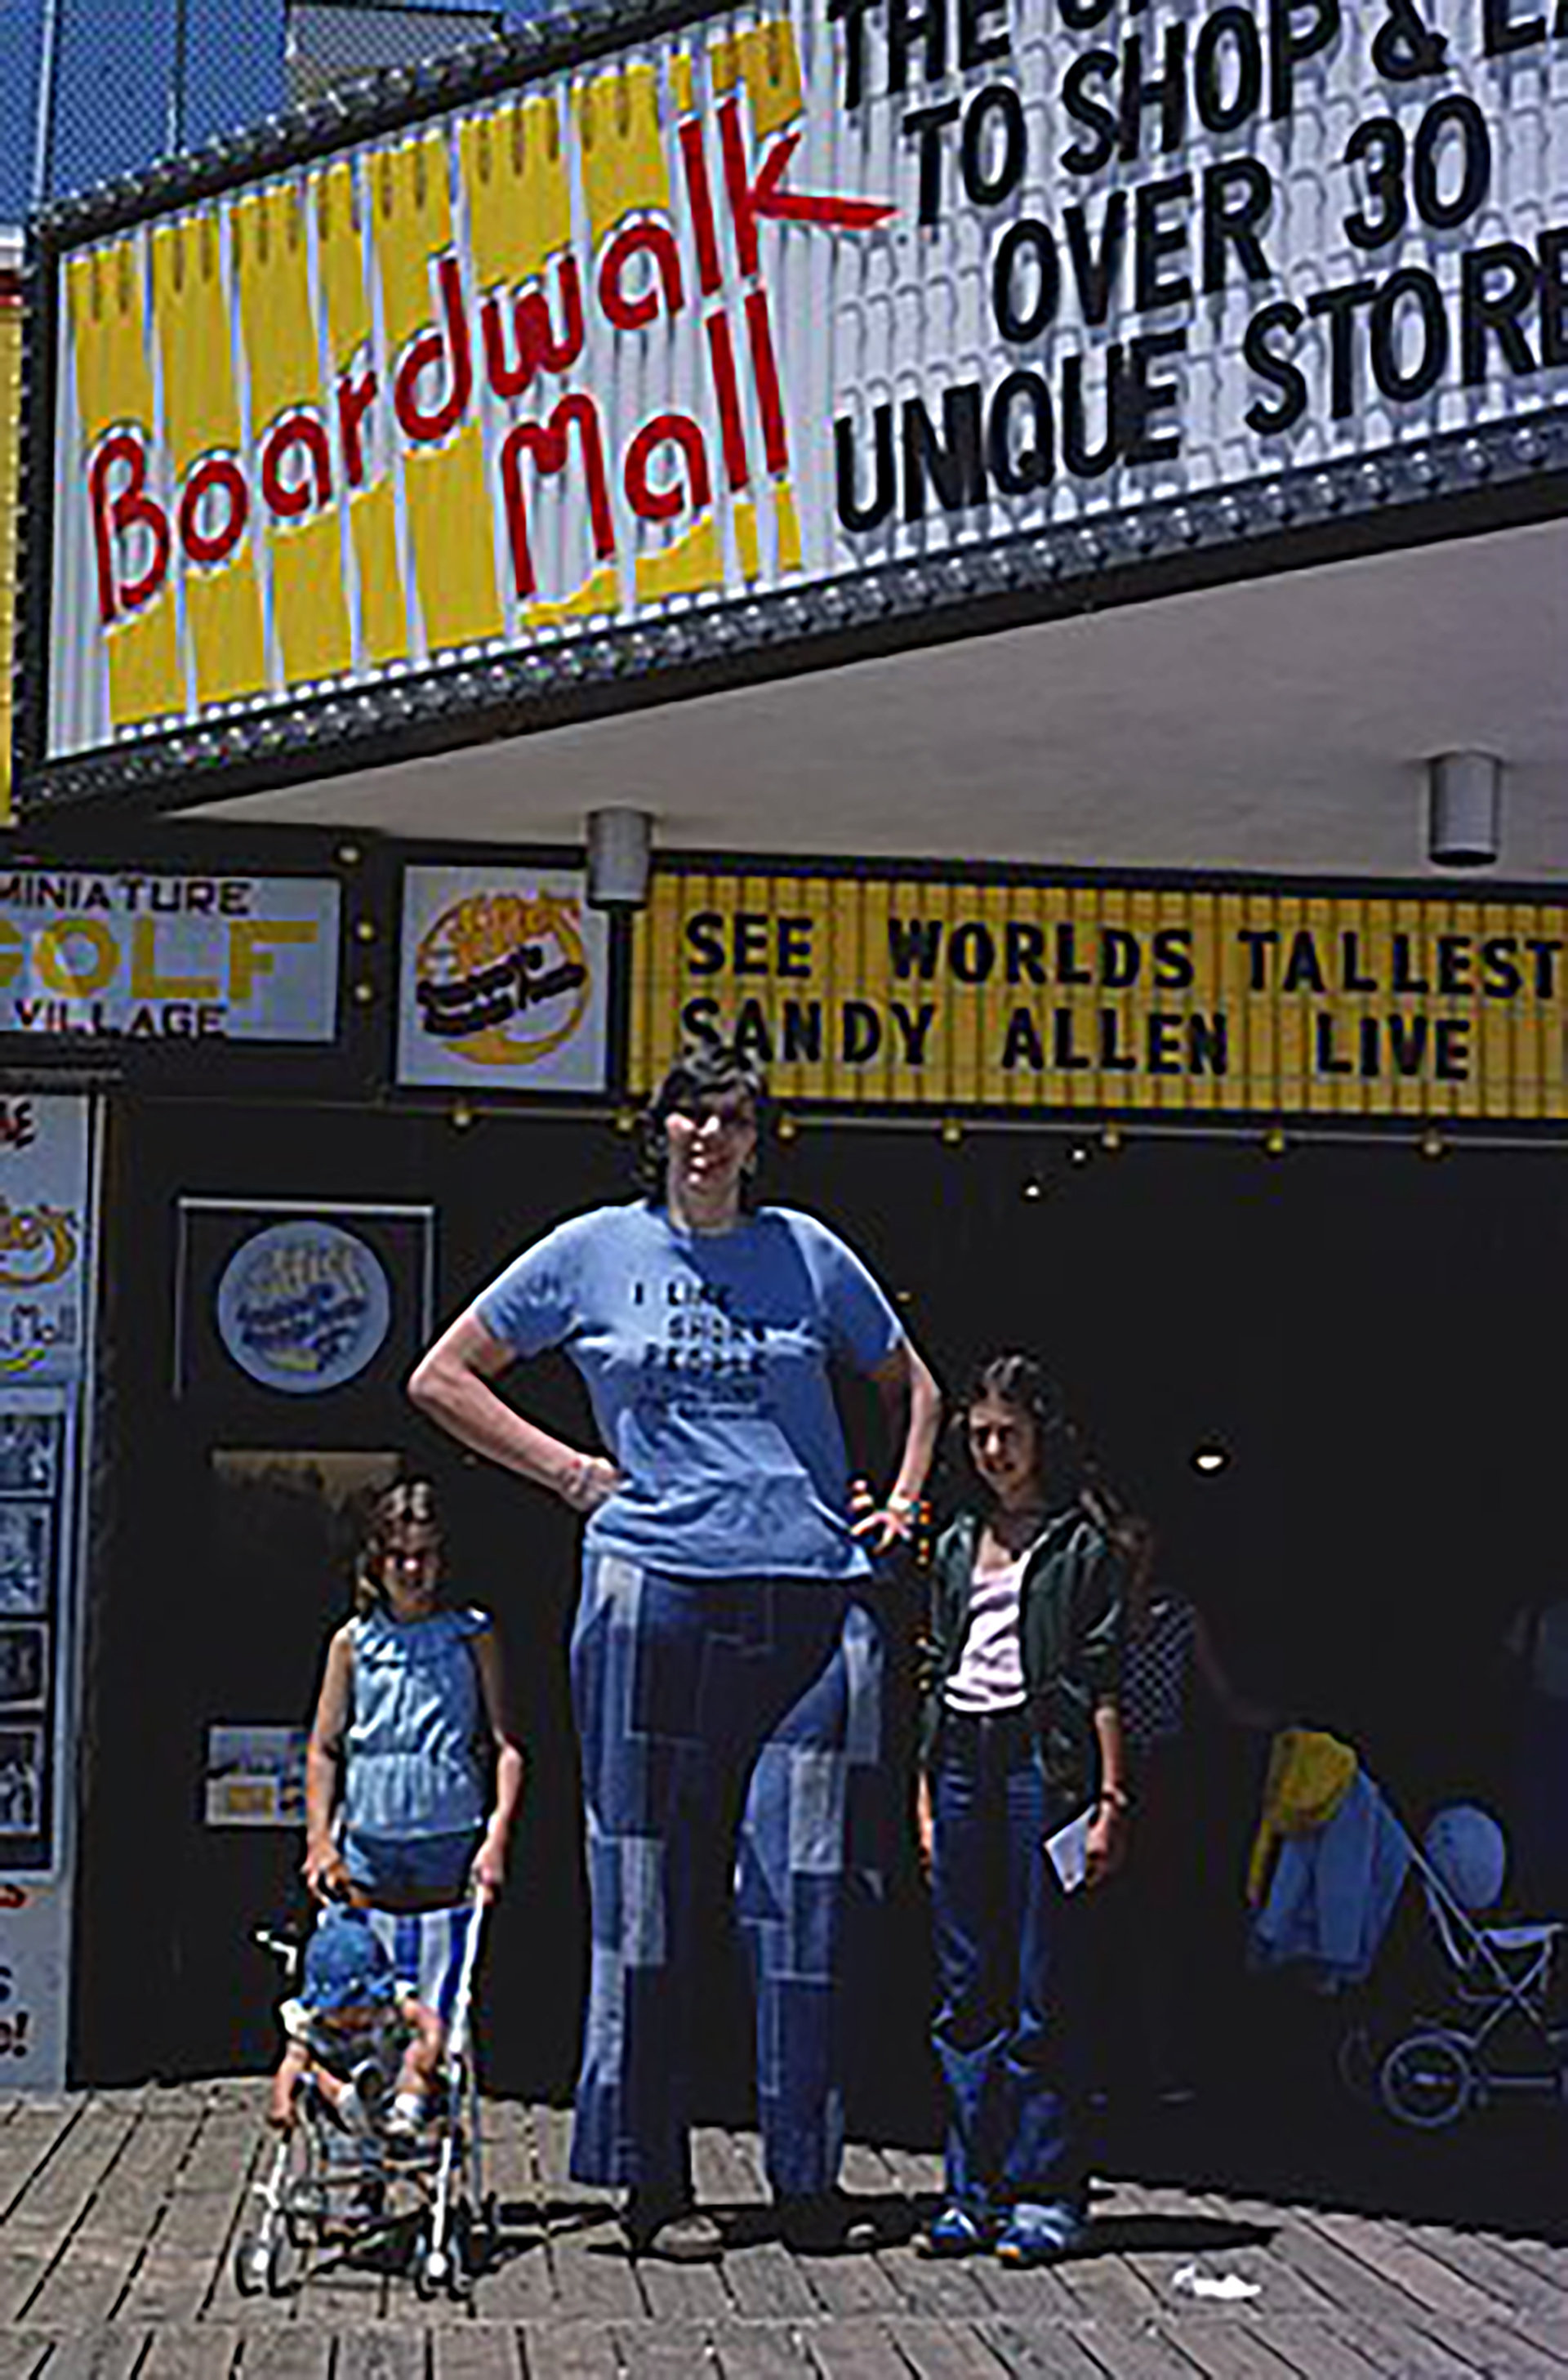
(475, 1201), (904, 1579)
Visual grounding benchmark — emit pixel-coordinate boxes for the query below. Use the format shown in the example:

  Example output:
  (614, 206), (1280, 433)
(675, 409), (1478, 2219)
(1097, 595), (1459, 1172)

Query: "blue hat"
(301, 1913), (394, 2012)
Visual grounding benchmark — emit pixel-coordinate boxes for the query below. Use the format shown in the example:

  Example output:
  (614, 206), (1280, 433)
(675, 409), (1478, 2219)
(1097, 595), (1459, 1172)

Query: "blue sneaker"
(994, 2201), (1086, 2266)
(915, 2202), (990, 2260)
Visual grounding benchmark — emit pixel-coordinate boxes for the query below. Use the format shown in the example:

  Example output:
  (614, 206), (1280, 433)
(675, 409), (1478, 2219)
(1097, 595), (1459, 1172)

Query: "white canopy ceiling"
(186, 512), (1568, 881)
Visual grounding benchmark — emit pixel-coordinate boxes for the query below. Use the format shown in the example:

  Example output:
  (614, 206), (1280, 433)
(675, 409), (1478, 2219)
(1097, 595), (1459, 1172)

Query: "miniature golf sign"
(29, 2), (1568, 805)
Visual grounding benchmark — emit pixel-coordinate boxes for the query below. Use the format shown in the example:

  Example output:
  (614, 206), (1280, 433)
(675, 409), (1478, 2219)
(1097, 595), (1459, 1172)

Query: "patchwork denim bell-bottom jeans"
(568, 1553), (884, 2205)
(929, 1706), (1085, 2216)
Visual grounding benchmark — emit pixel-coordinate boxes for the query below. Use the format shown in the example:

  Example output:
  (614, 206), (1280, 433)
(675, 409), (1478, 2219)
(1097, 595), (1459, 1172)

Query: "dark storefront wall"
(74, 1090), (1559, 2088)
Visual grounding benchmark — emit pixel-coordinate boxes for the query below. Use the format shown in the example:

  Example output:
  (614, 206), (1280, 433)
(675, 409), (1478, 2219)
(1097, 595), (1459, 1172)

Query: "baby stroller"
(234, 1894), (496, 2299)
(1349, 1803), (1567, 2130)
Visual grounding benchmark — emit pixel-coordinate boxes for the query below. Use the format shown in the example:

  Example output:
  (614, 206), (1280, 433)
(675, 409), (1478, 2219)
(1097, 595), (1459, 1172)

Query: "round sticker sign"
(216, 1221), (391, 1395)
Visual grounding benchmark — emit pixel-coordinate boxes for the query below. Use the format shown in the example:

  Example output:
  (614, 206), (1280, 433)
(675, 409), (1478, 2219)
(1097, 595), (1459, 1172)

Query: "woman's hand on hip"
(849, 1478), (919, 1556)
(561, 1453), (624, 1517)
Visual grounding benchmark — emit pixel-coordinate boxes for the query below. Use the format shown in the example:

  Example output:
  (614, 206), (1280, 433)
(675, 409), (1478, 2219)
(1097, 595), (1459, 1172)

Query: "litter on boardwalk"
(1172, 2264), (1263, 2302)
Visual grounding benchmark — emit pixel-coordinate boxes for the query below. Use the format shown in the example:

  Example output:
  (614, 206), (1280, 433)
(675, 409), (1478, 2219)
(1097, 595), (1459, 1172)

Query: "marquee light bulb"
(1192, 1443), (1230, 1475)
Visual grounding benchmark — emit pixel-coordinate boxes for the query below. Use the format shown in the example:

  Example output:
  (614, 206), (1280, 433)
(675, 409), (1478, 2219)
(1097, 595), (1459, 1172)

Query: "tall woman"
(409, 1042), (941, 2261)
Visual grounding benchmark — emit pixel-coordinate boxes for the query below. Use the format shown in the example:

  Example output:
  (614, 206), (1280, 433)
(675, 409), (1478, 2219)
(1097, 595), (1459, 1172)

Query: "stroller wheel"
(414, 2244), (451, 2301)
(233, 2233), (270, 2298)
(1379, 2030), (1476, 2130)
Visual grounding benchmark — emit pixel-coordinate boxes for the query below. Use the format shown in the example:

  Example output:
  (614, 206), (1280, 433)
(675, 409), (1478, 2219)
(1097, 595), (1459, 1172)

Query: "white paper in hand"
(1045, 1806), (1093, 1892)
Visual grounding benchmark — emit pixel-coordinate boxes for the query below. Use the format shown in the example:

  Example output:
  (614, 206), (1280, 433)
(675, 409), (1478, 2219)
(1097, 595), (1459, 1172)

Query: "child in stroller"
(270, 1909), (444, 2150)
(239, 1894), (493, 2300)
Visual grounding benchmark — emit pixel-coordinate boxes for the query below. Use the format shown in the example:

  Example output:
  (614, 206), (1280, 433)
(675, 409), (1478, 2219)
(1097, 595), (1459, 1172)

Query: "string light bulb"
(1264, 1125), (1287, 1157)
(1420, 1126), (1446, 1160)
(1101, 1124), (1123, 1153)
(941, 1118), (964, 1147)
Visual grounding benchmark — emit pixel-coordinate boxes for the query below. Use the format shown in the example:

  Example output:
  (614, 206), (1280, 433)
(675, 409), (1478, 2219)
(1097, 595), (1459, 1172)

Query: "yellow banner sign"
(630, 871), (1568, 1123)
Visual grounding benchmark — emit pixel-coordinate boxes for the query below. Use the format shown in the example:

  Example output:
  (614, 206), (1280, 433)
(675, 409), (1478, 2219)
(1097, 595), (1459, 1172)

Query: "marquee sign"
(20, 0), (1568, 810)
(631, 866), (1568, 1124)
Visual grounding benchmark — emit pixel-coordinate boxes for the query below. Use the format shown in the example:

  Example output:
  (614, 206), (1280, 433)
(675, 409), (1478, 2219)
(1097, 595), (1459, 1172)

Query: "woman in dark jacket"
(915, 1354), (1128, 2266)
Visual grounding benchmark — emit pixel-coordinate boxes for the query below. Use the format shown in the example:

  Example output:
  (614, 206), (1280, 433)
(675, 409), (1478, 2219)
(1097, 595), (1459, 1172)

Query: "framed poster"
(175, 1199), (435, 1415)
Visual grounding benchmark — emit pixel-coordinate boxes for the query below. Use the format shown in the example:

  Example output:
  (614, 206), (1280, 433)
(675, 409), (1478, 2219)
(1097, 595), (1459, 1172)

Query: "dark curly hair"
(950, 1352), (1088, 1507)
(634, 1040), (769, 1202)
(352, 1476), (444, 1616)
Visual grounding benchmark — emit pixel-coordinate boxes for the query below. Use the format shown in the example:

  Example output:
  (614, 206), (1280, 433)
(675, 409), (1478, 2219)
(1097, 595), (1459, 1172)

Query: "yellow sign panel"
(630, 871), (1568, 1124)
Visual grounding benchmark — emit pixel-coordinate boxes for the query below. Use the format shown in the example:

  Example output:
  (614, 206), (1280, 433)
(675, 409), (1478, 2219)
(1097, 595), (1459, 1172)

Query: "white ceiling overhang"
(180, 510), (1568, 880)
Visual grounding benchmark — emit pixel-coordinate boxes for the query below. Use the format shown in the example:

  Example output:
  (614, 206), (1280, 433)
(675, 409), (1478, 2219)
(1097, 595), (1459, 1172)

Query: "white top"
(944, 1552), (1028, 1715)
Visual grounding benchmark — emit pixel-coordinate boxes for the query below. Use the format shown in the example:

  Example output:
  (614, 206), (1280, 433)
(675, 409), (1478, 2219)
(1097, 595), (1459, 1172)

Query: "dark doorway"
(74, 1094), (1561, 2089)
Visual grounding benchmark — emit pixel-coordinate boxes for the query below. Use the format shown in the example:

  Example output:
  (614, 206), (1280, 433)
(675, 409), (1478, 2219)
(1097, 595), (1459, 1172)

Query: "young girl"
(304, 1477), (523, 1912)
(915, 1355), (1128, 2266)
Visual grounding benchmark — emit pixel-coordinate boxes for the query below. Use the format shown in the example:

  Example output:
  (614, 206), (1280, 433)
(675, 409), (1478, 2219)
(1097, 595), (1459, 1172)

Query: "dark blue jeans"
(929, 1707), (1083, 2213)
(569, 1555), (885, 2203)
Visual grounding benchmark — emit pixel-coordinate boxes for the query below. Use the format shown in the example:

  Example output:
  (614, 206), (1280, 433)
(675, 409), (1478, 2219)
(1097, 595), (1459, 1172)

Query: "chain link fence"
(285, 3), (506, 106)
(24, 0), (549, 208)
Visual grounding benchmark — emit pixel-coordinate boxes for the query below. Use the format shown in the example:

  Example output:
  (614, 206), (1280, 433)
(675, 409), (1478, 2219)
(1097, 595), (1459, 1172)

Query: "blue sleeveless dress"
(341, 1606), (488, 1903)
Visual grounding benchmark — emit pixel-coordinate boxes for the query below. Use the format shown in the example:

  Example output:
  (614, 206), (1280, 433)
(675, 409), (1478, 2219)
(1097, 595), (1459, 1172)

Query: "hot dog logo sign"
(37, 1), (1568, 796)
(397, 866), (610, 1091)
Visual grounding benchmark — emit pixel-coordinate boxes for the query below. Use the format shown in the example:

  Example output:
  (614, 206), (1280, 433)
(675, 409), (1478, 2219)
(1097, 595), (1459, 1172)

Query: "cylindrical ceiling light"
(1428, 751), (1502, 868)
(586, 808), (653, 909)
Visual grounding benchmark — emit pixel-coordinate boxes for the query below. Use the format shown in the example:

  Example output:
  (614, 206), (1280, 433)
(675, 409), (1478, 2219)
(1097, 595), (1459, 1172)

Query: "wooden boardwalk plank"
(231, 2334), (334, 2379)
(710, 2322), (817, 2378)
(1436, 2322), (1568, 2378)
(0, 2108), (84, 2223)
(1067, 2324), (1209, 2380)
(1152, 2321), (1299, 2380)
(333, 2335), (427, 2380)
(614, 2320), (717, 2378)
(140, 2321), (241, 2377)
(971, 2316), (1136, 2380)
(4, 2108), (136, 2247)
(519, 2320), (622, 2378)
(470, 2101), (555, 2320)
(800, 2320), (910, 2380)
(882, 2314), (1012, 2377)
(692, 2129), (821, 2324)
(1394, 2220), (1568, 2332)
(29, 2330), (148, 2380)
(1306, 2210), (1513, 2329)
(432, 2324), (527, 2378)
(0, 2254), (52, 2330)
(531, 2104), (645, 2321)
